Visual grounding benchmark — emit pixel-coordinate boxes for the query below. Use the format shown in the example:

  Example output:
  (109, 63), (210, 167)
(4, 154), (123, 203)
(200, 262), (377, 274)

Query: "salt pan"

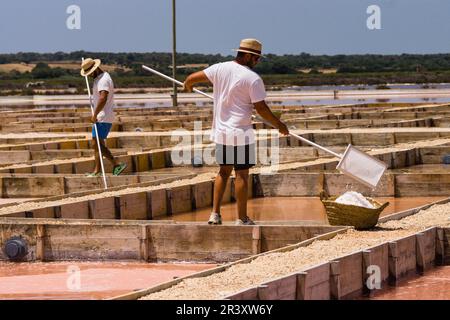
(335, 191), (375, 209)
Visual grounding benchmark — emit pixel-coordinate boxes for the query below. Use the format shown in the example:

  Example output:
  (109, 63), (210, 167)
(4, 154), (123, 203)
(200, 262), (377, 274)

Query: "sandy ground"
(1, 90), (450, 106)
(0, 133), (448, 171)
(0, 99), (449, 300)
(140, 202), (450, 300)
(252, 137), (450, 174)
(1, 126), (450, 141)
(0, 136), (449, 216)
(0, 156), (95, 169)
(0, 132), (86, 139)
(0, 172), (216, 216)
(0, 142), (213, 169)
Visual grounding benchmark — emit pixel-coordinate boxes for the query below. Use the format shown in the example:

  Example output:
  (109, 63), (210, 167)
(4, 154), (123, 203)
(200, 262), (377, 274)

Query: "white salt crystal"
(335, 191), (375, 209)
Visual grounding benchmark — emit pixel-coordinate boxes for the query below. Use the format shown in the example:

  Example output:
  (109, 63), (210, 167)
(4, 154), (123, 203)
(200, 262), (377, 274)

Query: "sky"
(1, 0), (450, 55)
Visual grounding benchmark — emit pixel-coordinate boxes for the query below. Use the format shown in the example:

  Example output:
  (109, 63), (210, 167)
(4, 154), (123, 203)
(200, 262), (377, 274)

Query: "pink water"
(166, 196), (446, 223)
(0, 261), (216, 300)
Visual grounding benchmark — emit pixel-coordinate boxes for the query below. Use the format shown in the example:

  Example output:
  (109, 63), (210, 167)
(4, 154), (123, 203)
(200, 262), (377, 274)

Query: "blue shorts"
(92, 123), (112, 139)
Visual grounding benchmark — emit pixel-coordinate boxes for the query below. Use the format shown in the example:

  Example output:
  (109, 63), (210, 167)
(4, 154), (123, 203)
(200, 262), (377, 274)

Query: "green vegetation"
(1, 51), (450, 94)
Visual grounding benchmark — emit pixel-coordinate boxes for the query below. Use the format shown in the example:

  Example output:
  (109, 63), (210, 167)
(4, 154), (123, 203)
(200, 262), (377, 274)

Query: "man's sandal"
(113, 163), (127, 176)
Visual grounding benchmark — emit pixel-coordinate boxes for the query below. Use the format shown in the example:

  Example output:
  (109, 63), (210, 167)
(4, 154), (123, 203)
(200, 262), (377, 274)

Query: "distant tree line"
(2, 51), (450, 93)
(1, 51), (450, 77)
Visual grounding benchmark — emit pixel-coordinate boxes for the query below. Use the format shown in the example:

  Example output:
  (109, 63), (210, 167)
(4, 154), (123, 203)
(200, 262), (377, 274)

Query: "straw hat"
(80, 58), (101, 77)
(234, 38), (263, 57)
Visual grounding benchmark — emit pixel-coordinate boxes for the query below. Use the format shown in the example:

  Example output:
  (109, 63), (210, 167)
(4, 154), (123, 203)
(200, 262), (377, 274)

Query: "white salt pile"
(335, 191), (375, 209)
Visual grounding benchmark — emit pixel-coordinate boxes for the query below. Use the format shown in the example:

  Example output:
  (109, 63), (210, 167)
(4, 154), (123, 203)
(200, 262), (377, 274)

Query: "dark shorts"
(215, 144), (256, 171)
(92, 123), (112, 139)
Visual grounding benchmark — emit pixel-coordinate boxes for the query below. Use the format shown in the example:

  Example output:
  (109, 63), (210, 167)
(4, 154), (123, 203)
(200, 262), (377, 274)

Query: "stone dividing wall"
(0, 219), (342, 263)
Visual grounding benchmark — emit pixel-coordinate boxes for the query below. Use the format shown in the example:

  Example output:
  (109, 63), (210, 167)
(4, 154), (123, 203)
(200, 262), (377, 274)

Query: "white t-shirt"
(93, 72), (115, 123)
(204, 61), (266, 146)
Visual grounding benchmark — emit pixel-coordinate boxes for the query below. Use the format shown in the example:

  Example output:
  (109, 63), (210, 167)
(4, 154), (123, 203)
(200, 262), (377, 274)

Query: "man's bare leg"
(235, 168), (249, 221)
(212, 165), (233, 214)
(92, 138), (101, 174)
(92, 138), (116, 173)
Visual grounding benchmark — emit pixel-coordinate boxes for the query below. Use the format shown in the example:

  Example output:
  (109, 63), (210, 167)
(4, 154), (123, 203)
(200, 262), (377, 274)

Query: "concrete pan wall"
(0, 219), (341, 263)
(0, 173), (183, 198)
(0, 173), (194, 213)
(0, 148), (173, 175)
(111, 227), (349, 300)
(257, 171), (450, 197)
(0, 173), (255, 220)
(224, 227), (443, 301)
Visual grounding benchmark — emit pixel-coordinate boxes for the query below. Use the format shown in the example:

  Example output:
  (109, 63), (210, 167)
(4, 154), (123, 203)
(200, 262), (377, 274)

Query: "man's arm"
(183, 71), (211, 92)
(91, 90), (108, 123)
(254, 100), (289, 135)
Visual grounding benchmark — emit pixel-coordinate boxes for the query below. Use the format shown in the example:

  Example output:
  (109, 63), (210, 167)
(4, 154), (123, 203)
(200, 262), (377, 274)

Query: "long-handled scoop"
(142, 65), (387, 188)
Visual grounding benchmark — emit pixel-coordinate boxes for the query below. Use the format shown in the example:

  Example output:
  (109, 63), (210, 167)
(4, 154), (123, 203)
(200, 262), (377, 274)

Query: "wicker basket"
(319, 191), (389, 230)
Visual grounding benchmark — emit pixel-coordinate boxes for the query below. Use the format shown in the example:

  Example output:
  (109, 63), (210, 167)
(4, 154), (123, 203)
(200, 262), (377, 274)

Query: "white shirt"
(204, 61), (267, 146)
(93, 72), (115, 123)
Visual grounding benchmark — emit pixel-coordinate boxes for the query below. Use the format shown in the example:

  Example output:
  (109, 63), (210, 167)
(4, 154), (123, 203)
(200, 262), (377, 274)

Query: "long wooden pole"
(172, 0), (178, 107)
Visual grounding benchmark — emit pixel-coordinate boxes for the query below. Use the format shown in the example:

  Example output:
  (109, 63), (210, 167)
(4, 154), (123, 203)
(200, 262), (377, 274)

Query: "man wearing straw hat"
(184, 38), (289, 225)
(80, 58), (127, 177)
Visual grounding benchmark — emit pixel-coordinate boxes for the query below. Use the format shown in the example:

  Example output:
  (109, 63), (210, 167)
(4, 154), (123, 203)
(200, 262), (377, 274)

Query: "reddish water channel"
(362, 266), (450, 300)
(0, 261), (216, 300)
(166, 196), (446, 223)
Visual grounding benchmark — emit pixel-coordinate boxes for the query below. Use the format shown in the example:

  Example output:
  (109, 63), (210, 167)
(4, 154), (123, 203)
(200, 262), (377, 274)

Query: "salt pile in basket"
(335, 191), (375, 209)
